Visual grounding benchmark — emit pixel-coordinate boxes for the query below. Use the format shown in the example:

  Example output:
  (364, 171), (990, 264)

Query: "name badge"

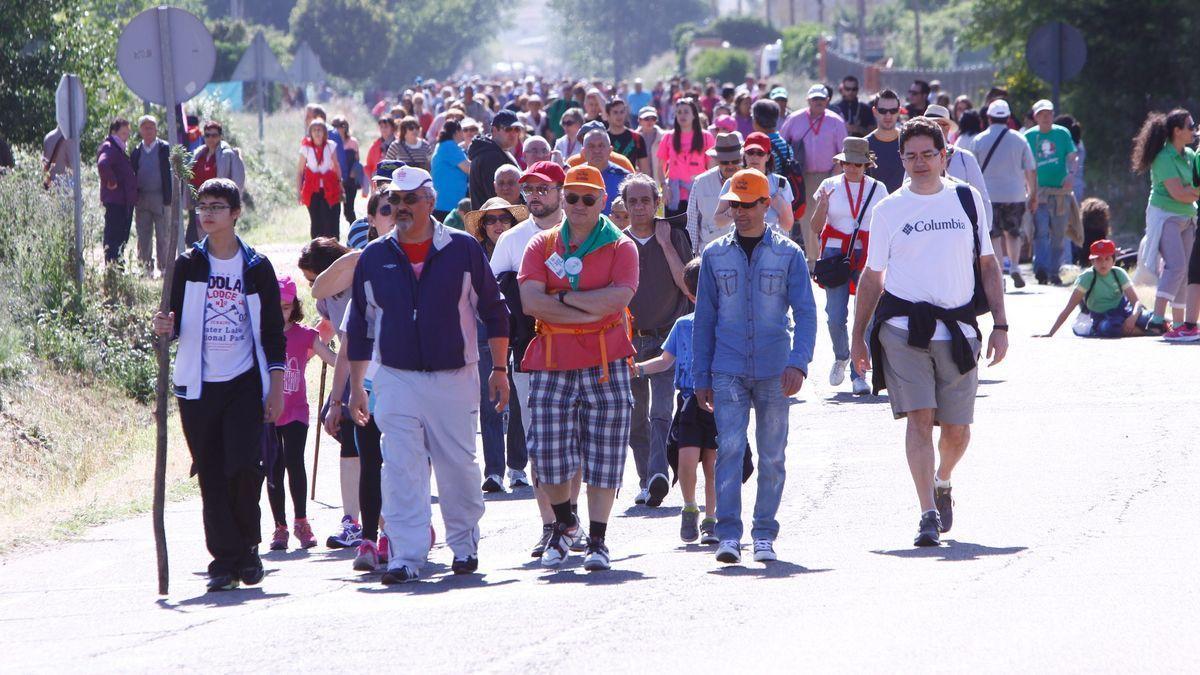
(545, 252), (566, 278)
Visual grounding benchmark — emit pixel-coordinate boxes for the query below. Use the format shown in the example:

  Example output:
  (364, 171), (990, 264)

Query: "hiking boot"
(294, 519), (317, 549)
(269, 524), (289, 551)
(583, 538), (611, 571)
(531, 523), (553, 558)
(326, 515), (362, 549)
(1011, 271), (1026, 288)
(716, 540), (741, 564)
(451, 555), (479, 575)
(935, 486), (954, 533)
(206, 574), (240, 592)
(829, 358), (849, 386)
(680, 508), (700, 542)
(353, 540), (379, 571)
(381, 565), (419, 585)
(481, 474), (504, 493)
(699, 518), (719, 545)
(752, 539), (777, 562)
(647, 473), (669, 507)
(914, 511), (942, 547)
(540, 521), (572, 568)
(508, 469), (531, 488)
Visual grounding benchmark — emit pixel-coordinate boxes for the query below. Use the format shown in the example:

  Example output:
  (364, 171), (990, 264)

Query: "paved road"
(1, 281), (1197, 672)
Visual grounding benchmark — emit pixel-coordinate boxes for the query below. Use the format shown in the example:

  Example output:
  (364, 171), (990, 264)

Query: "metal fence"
(819, 42), (997, 101)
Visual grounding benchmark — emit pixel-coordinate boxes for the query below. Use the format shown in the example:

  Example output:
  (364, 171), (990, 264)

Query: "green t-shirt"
(546, 99), (581, 137)
(1148, 144), (1197, 217)
(1024, 124), (1077, 188)
(443, 209), (467, 231)
(1076, 266), (1130, 314)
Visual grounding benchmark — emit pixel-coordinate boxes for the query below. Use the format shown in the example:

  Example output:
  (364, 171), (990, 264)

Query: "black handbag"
(812, 181), (878, 288)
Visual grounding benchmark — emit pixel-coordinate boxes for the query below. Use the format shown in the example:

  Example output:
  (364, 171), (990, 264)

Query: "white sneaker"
(829, 359), (849, 386)
(752, 539), (777, 562)
(634, 488), (650, 505)
(851, 376), (870, 395)
(715, 540), (741, 564)
(507, 468), (530, 488)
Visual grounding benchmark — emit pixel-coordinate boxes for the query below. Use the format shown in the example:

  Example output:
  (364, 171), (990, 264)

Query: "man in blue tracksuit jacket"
(344, 166), (510, 585)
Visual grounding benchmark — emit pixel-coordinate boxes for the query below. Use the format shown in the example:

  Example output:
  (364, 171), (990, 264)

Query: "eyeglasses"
(521, 184), (560, 196)
(195, 203), (231, 213)
(901, 150), (942, 162)
(563, 192), (599, 206)
(728, 199), (763, 210)
(876, 107), (899, 115)
(482, 214), (515, 226)
(744, 149), (768, 157)
(383, 191), (425, 206)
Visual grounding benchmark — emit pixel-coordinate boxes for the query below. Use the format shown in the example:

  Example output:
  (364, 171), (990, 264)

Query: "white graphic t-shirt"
(202, 253), (255, 382)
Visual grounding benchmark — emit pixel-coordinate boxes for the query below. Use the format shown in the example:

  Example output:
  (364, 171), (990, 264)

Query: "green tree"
(705, 15), (782, 48)
(549, 0), (712, 81)
(204, 0), (298, 29)
(290, 0), (393, 83)
(381, 0), (506, 86)
(691, 49), (753, 85)
(780, 22), (824, 76)
(208, 19), (293, 81)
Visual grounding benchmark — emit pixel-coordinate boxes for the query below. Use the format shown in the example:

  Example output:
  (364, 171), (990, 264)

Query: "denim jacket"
(692, 226), (817, 388)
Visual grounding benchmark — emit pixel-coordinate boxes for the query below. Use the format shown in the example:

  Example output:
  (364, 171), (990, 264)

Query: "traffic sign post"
(117, 5), (215, 597)
(231, 31), (287, 142)
(289, 42), (328, 86)
(55, 74), (86, 288)
(1026, 21), (1087, 112)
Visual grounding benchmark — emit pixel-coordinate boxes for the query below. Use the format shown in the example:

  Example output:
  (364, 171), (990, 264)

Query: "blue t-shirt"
(431, 139), (469, 212)
(626, 91), (652, 122)
(661, 312), (695, 395)
(600, 164), (630, 215)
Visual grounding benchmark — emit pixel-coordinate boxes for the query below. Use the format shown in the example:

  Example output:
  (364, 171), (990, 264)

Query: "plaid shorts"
(528, 361), (633, 489)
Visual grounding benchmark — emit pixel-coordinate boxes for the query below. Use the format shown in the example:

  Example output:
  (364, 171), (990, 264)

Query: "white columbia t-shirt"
(866, 177), (993, 339)
(814, 174), (884, 247)
(491, 217), (559, 275)
(202, 253), (255, 381)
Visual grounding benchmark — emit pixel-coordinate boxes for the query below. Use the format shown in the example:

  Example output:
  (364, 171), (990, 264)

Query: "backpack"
(954, 184), (990, 316)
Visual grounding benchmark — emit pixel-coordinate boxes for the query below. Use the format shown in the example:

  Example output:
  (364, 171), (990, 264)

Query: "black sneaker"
(381, 565), (419, 584)
(583, 537), (611, 571)
(1011, 271), (1026, 289)
(481, 474), (504, 493)
(935, 486), (954, 533)
(451, 555), (479, 575)
(647, 473), (669, 507)
(914, 511), (942, 547)
(1035, 270), (1048, 285)
(531, 523), (553, 558)
(206, 574), (240, 592)
(239, 549), (265, 586)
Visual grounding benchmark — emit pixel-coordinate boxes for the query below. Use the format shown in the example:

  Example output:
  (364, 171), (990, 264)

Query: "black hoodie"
(467, 134), (517, 209)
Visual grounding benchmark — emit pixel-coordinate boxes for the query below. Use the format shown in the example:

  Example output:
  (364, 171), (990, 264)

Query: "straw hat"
(923, 104), (959, 135)
(832, 137), (877, 167)
(464, 196), (528, 232)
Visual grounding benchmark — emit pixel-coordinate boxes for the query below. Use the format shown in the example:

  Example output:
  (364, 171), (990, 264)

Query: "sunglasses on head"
(729, 199), (763, 210)
(564, 192), (599, 206)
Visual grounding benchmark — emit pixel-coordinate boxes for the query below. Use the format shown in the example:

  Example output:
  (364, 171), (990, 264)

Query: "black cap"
(492, 110), (519, 128)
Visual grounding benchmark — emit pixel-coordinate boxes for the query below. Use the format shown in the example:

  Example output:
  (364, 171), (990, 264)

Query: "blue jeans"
(477, 345), (528, 477)
(630, 334), (673, 488)
(1033, 196), (1068, 277)
(712, 373), (790, 542)
(821, 246), (863, 381)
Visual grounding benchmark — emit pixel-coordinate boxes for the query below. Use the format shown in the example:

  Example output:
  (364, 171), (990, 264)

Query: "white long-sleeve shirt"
(685, 167), (729, 255)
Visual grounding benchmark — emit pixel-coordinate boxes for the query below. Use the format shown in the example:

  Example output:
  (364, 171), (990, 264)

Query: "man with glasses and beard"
(345, 165), (511, 585)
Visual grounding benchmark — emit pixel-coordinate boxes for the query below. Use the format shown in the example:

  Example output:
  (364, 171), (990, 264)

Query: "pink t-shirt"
(278, 323), (319, 427)
(656, 130), (715, 201)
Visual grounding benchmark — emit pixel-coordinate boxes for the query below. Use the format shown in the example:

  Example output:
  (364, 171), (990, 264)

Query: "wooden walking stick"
(311, 361), (328, 500)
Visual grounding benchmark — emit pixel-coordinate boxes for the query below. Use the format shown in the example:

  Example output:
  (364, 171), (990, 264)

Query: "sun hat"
(832, 137), (877, 167)
(464, 196), (529, 232)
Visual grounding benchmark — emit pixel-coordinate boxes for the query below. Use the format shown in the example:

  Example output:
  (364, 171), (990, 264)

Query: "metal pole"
(256, 39), (265, 143)
(153, 5), (182, 598)
(68, 76), (84, 288)
(1052, 22), (1062, 111)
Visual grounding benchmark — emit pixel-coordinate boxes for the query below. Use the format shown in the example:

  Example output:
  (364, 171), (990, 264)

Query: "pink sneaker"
(378, 535), (390, 565)
(269, 524), (288, 551)
(353, 540), (379, 571)
(294, 518), (317, 549)
(1164, 324), (1200, 342)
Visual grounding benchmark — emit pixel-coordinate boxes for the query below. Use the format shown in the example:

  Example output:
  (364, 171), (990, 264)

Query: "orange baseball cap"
(719, 169), (770, 202)
(563, 164), (605, 191)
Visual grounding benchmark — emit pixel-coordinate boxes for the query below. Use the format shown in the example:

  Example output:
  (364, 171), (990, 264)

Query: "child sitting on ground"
(1037, 239), (1146, 338)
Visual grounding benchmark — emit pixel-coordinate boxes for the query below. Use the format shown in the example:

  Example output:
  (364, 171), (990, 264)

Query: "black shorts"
(338, 423), (357, 458)
(666, 392), (753, 484)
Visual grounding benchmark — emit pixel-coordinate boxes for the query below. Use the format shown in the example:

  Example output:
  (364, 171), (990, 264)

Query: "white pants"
(373, 364), (485, 570)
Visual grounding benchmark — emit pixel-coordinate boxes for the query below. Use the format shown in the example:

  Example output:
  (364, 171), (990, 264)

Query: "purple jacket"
(97, 135), (137, 206)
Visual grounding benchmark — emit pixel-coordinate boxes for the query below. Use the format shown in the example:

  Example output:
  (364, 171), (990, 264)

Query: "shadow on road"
(871, 540), (1028, 561)
(159, 587), (289, 609)
(707, 560), (832, 578)
(978, 379), (1006, 385)
(357, 574), (519, 595)
(483, 488), (536, 503)
(619, 505), (682, 519)
(826, 392), (886, 405)
(261, 549), (315, 562)
(540, 568), (653, 585)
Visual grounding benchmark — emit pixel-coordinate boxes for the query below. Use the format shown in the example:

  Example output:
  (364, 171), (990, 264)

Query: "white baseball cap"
(987, 99), (1011, 118)
(806, 84), (829, 100)
(389, 166), (433, 192)
(1031, 99), (1054, 115)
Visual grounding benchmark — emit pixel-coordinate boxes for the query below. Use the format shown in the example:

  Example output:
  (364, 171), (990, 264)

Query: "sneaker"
(568, 519), (589, 552)
(508, 469), (531, 488)
(353, 540), (379, 571)
(206, 574), (240, 592)
(935, 486), (954, 533)
(752, 539), (777, 562)
(451, 555), (479, 575)
(294, 519), (317, 549)
(1164, 324), (1200, 342)
(531, 524), (553, 558)
(239, 550), (264, 586)
(269, 524), (289, 551)
(481, 474), (504, 493)
(1011, 271), (1026, 289)
(914, 511), (942, 547)
(851, 376), (870, 395)
(829, 358), (849, 386)
(699, 518), (719, 545)
(1035, 270), (1048, 285)
(583, 538), (611, 571)
(680, 508), (700, 542)
(378, 535), (390, 565)
(381, 565), (419, 585)
(634, 488), (649, 505)
(715, 540), (741, 564)
(647, 473), (669, 507)
(326, 515), (362, 549)
(1146, 318), (1170, 336)
(540, 521), (572, 568)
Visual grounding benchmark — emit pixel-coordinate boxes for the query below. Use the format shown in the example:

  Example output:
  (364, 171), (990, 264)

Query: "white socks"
(934, 476), (951, 489)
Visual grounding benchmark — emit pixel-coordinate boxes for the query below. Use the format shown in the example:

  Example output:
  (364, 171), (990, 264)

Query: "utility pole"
(857, 0), (866, 58)
(913, 2), (923, 69)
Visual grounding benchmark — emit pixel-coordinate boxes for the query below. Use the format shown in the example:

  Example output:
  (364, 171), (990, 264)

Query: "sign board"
(1026, 21), (1086, 107)
(289, 42), (328, 85)
(55, 75), (87, 141)
(116, 7), (216, 105)
(231, 31), (288, 83)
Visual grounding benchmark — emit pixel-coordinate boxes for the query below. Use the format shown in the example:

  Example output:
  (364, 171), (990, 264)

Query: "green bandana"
(559, 215), (623, 290)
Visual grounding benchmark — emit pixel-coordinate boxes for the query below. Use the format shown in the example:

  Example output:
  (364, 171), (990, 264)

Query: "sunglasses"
(728, 199), (763, 210)
(876, 107), (899, 115)
(521, 184), (559, 196)
(563, 192), (599, 206)
(383, 191), (425, 206)
(563, 120), (579, 127)
(744, 149), (768, 157)
(718, 159), (742, 166)
(843, 87), (859, 93)
(482, 214), (515, 226)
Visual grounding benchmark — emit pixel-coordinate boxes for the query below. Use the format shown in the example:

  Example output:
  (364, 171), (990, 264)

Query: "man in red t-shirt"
(518, 164), (639, 572)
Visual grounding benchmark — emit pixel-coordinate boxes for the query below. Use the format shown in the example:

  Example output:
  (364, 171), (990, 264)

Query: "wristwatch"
(557, 290), (569, 305)
(993, 324), (1009, 331)
(492, 366), (508, 373)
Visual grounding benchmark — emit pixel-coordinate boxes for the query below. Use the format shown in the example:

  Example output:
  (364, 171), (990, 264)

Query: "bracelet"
(993, 324), (1009, 331)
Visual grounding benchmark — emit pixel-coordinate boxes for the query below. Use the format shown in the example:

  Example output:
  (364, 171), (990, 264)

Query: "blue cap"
(492, 110), (520, 128)
(373, 159), (404, 182)
(577, 119), (607, 142)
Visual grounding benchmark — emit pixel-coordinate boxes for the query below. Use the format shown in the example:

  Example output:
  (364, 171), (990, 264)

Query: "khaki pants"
(135, 192), (170, 271)
(803, 170), (833, 263)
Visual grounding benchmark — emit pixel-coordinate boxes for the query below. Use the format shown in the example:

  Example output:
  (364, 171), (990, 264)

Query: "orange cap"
(719, 169), (770, 202)
(563, 164), (605, 191)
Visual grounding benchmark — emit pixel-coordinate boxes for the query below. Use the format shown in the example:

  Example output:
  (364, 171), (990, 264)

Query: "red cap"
(1089, 239), (1117, 259)
(744, 131), (772, 154)
(519, 161), (566, 185)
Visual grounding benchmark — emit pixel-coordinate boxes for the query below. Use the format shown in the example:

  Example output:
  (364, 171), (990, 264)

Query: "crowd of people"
(114, 70), (1199, 591)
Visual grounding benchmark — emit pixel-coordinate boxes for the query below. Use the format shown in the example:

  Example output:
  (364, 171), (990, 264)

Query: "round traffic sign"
(1026, 21), (1087, 83)
(116, 7), (216, 105)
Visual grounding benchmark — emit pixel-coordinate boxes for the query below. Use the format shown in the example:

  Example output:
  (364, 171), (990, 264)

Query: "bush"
(706, 15), (782, 49)
(781, 22), (824, 76)
(691, 50), (753, 87)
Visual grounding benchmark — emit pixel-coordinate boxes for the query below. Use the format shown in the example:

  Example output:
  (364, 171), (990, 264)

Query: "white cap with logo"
(389, 166), (434, 192)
